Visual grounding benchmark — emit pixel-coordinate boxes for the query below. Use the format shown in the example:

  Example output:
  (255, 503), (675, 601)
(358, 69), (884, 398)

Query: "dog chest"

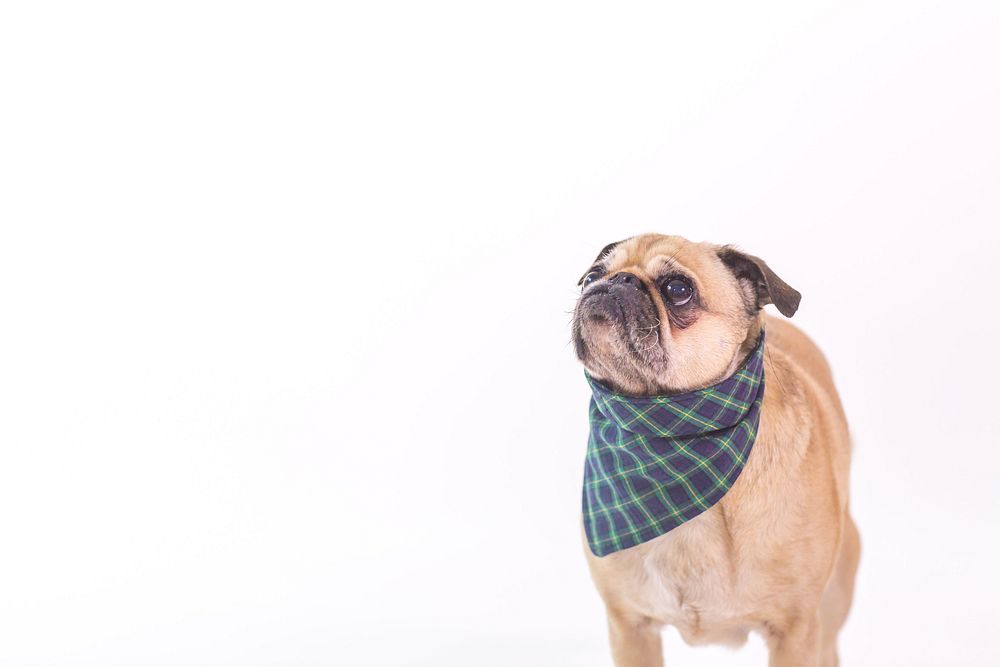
(614, 510), (755, 646)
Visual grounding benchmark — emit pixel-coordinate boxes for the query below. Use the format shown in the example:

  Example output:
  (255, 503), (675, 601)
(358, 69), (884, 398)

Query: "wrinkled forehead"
(603, 235), (722, 281)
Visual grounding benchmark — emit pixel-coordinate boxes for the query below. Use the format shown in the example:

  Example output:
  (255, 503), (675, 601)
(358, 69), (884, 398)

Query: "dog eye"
(581, 271), (603, 289)
(664, 278), (694, 305)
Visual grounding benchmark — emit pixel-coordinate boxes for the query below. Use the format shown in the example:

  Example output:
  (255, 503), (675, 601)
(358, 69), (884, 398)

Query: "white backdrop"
(2, 1), (999, 665)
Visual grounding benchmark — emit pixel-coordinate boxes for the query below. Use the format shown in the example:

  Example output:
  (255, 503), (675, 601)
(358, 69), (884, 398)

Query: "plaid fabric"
(583, 334), (766, 557)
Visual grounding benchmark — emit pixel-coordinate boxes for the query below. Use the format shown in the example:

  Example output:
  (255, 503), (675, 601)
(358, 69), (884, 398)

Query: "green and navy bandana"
(583, 334), (766, 556)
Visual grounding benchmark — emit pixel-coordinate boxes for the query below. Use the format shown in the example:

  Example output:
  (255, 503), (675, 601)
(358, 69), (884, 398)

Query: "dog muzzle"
(583, 333), (766, 556)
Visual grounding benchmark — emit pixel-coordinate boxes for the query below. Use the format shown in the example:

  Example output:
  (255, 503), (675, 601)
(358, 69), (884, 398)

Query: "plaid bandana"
(583, 334), (766, 556)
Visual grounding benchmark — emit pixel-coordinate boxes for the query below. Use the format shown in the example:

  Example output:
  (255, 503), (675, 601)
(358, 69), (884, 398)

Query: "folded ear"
(717, 246), (801, 317)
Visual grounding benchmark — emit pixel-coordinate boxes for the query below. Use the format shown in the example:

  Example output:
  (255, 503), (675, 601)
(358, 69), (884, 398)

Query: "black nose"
(610, 272), (642, 288)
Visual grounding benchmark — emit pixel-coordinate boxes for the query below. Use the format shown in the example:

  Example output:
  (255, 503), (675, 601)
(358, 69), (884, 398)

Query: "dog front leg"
(606, 609), (663, 667)
(766, 614), (821, 667)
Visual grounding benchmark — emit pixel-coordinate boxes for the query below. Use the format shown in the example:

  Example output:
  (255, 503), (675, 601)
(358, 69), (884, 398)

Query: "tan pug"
(572, 234), (859, 667)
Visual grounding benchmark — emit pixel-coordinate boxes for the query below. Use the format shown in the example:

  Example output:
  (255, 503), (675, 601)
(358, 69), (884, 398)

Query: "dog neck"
(711, 313), (767, 388)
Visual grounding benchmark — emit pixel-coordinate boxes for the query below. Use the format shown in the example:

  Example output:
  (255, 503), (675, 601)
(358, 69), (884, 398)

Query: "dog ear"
(718, 246), (801, 317)
(577, 239), (626, 286)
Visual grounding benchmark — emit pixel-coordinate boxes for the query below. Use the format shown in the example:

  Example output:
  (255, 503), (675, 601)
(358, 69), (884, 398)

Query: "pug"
(572, 234), (859, 667)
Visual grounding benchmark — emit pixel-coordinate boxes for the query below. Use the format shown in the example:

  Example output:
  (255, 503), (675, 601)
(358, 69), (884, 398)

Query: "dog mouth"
(578, 288), (624, 325)
(573, 285), (664, 371)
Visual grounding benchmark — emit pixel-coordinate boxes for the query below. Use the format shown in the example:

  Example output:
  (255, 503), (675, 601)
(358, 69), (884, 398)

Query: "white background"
(2, 1), (998, 665)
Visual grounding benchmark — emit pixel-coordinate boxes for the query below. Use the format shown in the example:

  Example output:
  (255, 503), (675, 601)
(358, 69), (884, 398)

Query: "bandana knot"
(583, 334), (766, 556)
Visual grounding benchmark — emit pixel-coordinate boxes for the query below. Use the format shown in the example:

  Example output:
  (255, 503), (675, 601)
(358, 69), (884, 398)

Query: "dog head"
(572, 234), (800, 395)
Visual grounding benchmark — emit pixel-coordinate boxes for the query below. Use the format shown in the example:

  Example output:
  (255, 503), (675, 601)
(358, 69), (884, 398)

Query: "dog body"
(573, 235), (859, 667)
